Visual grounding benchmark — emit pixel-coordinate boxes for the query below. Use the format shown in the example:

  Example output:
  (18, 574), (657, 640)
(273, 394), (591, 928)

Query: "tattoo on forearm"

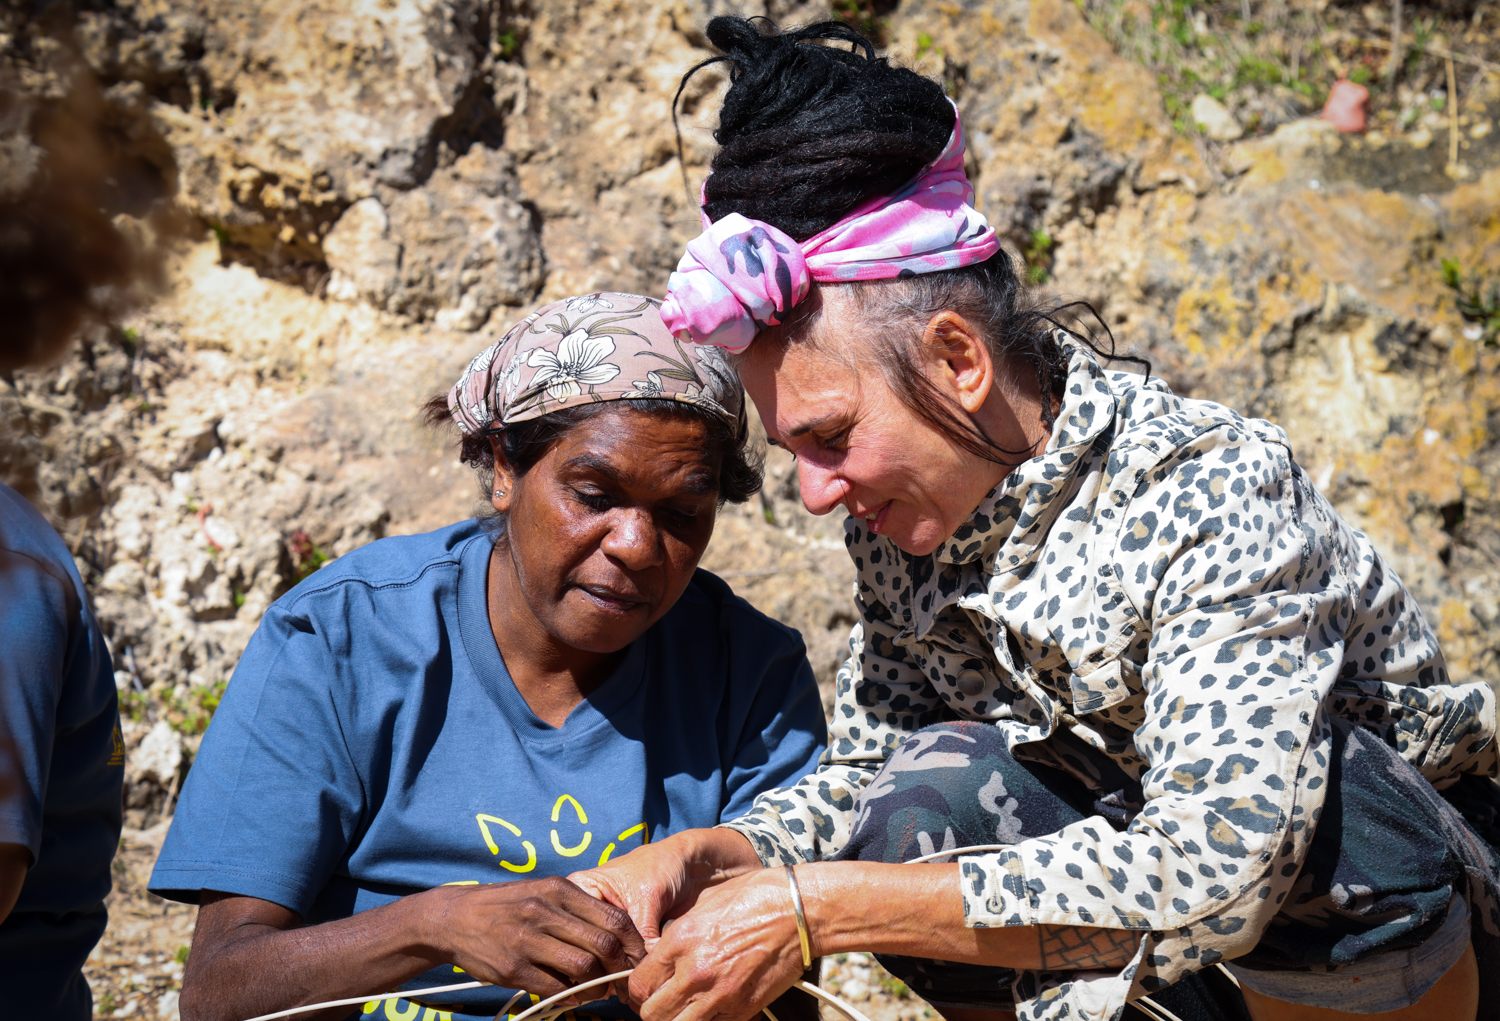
(1037, 925), (1142, 970)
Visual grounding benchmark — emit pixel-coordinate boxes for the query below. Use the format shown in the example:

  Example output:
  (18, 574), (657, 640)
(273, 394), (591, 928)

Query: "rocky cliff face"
(3, 0), (1499, 833)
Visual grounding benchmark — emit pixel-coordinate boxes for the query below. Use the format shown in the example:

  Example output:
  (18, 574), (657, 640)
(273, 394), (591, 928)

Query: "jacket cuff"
(960, 849), (1032, 927)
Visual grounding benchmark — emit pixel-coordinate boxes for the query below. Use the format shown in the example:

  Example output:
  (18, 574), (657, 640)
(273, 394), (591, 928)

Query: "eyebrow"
(770, 415), (834, 445)
(561, 452), (718, 496)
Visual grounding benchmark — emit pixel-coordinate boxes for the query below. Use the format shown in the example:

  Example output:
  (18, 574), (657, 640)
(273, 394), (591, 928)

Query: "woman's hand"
(569, 827), (763, 946)
(422, 876), (647, 997)
(180, 878), (646, 1021)
(625, 868), (806, 1021)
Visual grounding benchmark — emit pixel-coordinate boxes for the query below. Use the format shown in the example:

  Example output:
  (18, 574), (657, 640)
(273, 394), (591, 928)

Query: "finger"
(638, 971), (723, 1021)
(546, 881), (649, 965)
(627, 948), (679, 1012)
(568, 867), (668, 943)
(566, 869), (608, 899)
(519, 930), (613, 988)
(475, 958), (574, 1001)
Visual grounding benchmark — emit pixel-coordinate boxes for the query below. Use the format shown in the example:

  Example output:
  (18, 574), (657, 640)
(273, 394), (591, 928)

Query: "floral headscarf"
(446, 292), (743, 435)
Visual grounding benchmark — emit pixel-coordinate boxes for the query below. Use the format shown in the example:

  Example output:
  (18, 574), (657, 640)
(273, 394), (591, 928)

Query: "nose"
(797, 459), (850, 517)
(599, 508), (665, 570)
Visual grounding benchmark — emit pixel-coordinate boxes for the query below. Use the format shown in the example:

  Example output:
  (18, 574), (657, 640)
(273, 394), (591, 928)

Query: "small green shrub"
(1024, 229), (1055, 285)
(1442, 258), (1500, 347)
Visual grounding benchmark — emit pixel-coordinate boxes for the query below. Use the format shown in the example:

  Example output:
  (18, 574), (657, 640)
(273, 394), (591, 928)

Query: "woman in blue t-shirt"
(150, 293), (827, 1021)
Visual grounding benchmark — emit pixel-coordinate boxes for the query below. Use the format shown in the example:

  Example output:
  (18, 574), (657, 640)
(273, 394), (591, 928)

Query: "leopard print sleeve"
(722, 583), (953, 865)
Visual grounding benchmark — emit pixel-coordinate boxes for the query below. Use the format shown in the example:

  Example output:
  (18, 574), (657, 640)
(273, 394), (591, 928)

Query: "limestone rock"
(129, 720), (183, 788)
(324, 198), (402, 309)
(1192, 94), (1244, 142)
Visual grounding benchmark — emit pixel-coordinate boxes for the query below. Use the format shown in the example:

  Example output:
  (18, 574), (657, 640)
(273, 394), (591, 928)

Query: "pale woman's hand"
(569, 827), (763, 947)
(625, 867), (806, 1021)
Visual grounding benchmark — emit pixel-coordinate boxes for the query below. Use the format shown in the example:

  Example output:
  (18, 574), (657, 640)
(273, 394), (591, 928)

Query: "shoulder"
(1104, 374), (1292, 477)
(662, 568), (809, 657)
(0, 483), (82, 598)
(276, 520), (485, 614)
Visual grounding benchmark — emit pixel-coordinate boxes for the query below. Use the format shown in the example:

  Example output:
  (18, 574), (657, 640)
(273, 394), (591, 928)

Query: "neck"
(972, 361), (1052, 469)
(485, 546), (622, 729)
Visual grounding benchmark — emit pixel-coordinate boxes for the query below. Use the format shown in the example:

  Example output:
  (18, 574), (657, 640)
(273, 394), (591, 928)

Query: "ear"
(919, 311), (995, 415)
(488, 434), (517, 514)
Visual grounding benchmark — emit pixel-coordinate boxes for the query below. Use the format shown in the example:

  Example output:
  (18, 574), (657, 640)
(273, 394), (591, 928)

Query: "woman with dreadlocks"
(570, 17), (1500, 1021)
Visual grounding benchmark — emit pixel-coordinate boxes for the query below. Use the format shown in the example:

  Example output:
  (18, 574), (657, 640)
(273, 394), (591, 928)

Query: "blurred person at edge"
(572, 18), (1500, 1021)
(146, 294), (827, 1021)
(1, 69), (143, 1019)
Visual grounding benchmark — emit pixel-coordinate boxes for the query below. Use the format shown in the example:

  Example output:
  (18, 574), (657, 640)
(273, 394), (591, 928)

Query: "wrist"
(668, 827), (762, 888)
(407, 884), (464, 961)
(795, 862), (967, 959)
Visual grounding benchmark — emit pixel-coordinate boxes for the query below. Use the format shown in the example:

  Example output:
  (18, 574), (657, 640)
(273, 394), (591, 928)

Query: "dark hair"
(678, 17), (1145, 466)
(422, 395), (763, 539)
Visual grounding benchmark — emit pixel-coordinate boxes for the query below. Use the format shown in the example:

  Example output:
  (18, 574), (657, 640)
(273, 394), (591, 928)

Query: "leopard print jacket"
(724, 337), (1500, 1021)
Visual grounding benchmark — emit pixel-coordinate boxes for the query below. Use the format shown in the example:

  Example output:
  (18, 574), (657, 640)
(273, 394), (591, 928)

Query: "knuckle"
(598, 901), (632, 930)
(591, 931), (624, 960)
(561, 949), (597, 977)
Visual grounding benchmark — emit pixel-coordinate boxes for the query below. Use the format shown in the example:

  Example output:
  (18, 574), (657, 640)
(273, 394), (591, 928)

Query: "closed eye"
(575, 490), (615, 512)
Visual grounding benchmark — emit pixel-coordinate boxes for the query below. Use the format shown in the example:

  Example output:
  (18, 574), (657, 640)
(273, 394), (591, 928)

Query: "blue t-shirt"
(0, 483), (124, 1020)
(150, 520), (825, 1020)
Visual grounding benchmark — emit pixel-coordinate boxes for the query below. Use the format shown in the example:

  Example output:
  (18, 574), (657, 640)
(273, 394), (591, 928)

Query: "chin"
(886, 519), (948, 557)
(555, 601), (656, 653)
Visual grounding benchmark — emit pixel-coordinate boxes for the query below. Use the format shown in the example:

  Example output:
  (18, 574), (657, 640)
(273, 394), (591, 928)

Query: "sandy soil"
(85, 822), (196, 1020)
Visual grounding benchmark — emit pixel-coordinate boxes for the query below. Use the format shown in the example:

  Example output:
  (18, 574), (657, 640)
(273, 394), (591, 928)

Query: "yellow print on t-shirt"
(475, 794), (648, 871)
(360, 999), (452, 1020)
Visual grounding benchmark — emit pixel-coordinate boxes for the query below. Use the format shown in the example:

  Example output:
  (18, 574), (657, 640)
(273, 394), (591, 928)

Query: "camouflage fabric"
(833, 721), (1499, 1019)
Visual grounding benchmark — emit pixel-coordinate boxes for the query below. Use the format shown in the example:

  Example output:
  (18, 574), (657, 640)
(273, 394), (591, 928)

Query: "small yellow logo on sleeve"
(107, 717), (125, 768)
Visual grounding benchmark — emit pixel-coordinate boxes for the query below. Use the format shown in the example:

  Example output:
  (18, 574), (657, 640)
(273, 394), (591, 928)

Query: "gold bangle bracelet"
(784, 863), (812, 969)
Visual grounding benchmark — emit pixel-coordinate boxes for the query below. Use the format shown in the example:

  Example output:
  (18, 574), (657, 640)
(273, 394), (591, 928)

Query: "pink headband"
(659, 104), (1000, 353)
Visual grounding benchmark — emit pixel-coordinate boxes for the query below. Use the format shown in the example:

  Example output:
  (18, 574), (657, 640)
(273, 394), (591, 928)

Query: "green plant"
(496, 28), (520, 59)
(208, 223), (229, 246)
(174, 945), (191, 965)
(831, 0), (894, 46)
(168, 677), (228, 736)
(98, 991), (117, 1013)
(1023, 229), (1055, 284)
(878, 975), (911, 999)
(288, 528), (330, 582)
(1405, 17), (1434, 76)
(119, 688), (151, 723)
(915, 31), (942, 61)
(1442, 258), (1500, 346)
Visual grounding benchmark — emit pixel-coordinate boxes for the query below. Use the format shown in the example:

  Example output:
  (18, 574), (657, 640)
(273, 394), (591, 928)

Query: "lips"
(864, 500), (893, 535)
(575, 583), (648, 613)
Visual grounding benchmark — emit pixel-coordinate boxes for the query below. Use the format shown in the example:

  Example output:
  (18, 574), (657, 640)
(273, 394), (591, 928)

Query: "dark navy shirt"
(0, 482), (124, 1020)
(150, 520), (826, 1020)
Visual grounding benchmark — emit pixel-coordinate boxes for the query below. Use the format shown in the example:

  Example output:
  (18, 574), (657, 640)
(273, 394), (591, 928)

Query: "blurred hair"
(0, 22), (161, 373)
(421, 395), (763, 540)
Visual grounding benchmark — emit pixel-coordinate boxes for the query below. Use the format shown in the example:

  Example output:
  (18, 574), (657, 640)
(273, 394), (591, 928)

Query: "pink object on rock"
(1322, 79), (1369, 133)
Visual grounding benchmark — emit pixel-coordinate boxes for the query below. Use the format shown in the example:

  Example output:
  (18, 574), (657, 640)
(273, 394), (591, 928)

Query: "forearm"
(797, 862), (1139, 972)
(0, 843), (28, 925)
(685, 827), (764, 883)
(182, 891), (446, 1021)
